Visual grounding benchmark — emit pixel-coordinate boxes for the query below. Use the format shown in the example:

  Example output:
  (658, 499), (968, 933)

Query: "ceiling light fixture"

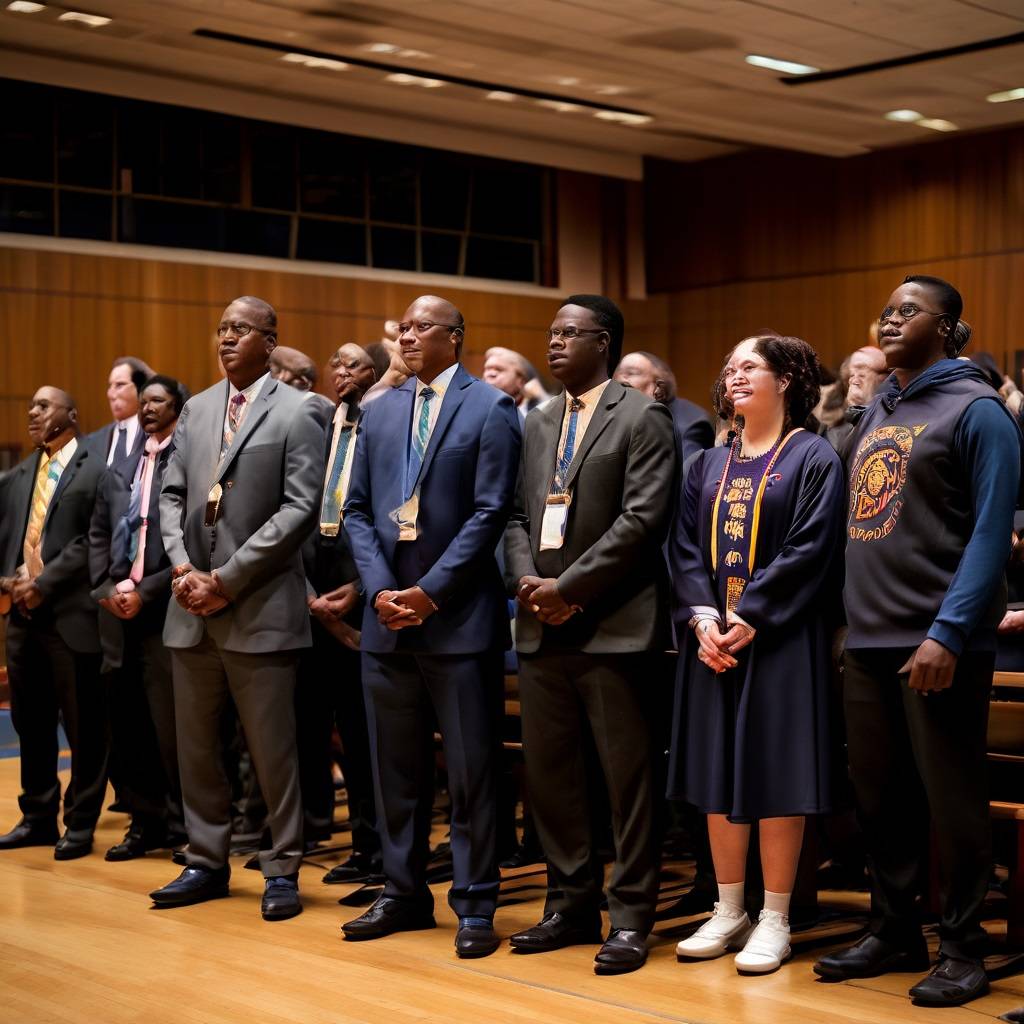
(884, 109), (923, 121)
(594, 110), (652, 126)
(536, 99), (583, 113)
(916, 117), (958, 132)
(58, 10), (111, 25)
(365, 43), (401, 54)
(281, 52), (349, 70)
(745, 54), (819, 75)
(987, 87), (1024, 103)
(6, 1), (46, 12)
(595, 85), (627, 96)
(485, 91), (517, 102)
(385, 73), (443, 88)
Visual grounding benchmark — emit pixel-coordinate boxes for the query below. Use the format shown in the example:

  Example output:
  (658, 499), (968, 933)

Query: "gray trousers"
(171, 631), (303, 877)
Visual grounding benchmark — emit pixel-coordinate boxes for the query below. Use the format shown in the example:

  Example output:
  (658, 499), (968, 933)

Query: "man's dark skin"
(876, 280), (959, 696)
(308, 342), (377, 650)
(374, 295), (464, 631)
(99, 380), (179, 624)
(172, 297), (276, 619)
(3, 387), (79, 615)
(516, 303), (611, 627)
(269, 346), (317, 392)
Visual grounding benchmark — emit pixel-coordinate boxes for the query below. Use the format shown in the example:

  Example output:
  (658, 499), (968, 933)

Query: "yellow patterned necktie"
(23, 451), (59, 578)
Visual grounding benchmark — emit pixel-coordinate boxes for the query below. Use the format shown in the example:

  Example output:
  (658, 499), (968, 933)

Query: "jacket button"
(226, 480), (234, 489)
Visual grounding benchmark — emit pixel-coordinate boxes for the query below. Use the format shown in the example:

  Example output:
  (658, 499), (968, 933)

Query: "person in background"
(483, 347), (529, 422)
(269, 345), (335, 427)
(823, 346), (889, 454)
(815, 275), (1022, 1007)
(88, 375), (188, 861)
(88, 357), (154, 472)
(0, 387), (108, 859)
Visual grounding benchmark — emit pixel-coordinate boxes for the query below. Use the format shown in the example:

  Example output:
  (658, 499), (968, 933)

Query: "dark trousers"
(519, 651), (660, 933)
(6, 615), (107, 839)
(362, 650), (500, 918)
(106, 621), (183, 836)
(297, 621), (379, 855)
(171, 633), (303, 877)
(843, 647), (993, 957)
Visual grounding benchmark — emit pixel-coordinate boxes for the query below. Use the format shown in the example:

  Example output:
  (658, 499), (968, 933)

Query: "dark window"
(56, 93), (113, 189)
(421, 159), (469, 230)
(201, 114), (241, 204)
(251, 122), (296, 211)
(1, 81), (53, 182)
(0, 184), (53, 235)
(369, 146), (416, 224)
(119, 197), (224, 250)
(59, 190), (112, 240)
(465, 236), (536, 282)
(223, 208), (290, 258)
(118, 100), (161, 195)
(299, 131), (365, 217)
(371, 226), (416, 271)
(422, 231), (462, 275)
(296, 218), (366, 265)
(471, 165), (542, 238)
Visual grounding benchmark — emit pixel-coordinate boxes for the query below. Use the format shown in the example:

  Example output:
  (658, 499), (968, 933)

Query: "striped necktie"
(23, 451), (61, 578)
(320, 418), (356, 535)
(223, 392), (246, 451)
(406, 386), (435, 498)
(554, 398), (583, 492)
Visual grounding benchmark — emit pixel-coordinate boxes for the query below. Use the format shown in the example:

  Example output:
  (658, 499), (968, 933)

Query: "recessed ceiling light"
(485, 91), (517, 102)
(884, 109), (923, 122)
(280, 52), (349, 70)
(58, 10), (111, 25)
(916, 118), (958, 132)
(594, 110), (652, 126)
(385, 73), (443, 88)
(595, 85), (627, 96)
(987, 87), (1024, 103)
(6, 1), (46, 12)
(745, 54), (819, 75)
(553, 76), (581, 87)
(536, 99), (583, 113)
(365, 42), (401, 54)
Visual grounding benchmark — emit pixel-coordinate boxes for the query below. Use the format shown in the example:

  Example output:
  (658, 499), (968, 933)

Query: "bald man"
(483, 347), (528, 409)
(269, 345), (335, 428)
(0, 387), (108, 858)
(825, 346), (890, 454)
(342, 295), (521, 957)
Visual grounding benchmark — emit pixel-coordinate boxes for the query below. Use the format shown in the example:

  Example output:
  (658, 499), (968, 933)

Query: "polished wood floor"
(1, 757), (1022, 1024)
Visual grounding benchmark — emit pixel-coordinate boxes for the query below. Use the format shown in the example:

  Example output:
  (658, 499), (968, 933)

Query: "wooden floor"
(1, 758), (1022, 1024)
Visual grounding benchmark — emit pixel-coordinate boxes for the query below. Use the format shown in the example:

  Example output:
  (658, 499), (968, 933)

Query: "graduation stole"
(710, 429), (803, 605)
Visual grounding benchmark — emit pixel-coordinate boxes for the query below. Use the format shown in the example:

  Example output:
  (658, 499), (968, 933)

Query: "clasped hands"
(309, 582), (361, 650)
(172, 564), (230, 617)
(517, 575), (580, 626)
(374, 586), (436, 631)
(1, 569), (43, 617)
(693, 616), (755, 674)
(99, 589), (143, 621)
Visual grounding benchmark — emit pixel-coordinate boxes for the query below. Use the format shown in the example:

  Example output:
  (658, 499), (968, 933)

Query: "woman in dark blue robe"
(668, 334), (846, 974)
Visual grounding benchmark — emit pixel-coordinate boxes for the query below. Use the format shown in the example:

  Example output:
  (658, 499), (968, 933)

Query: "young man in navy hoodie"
(814, 276), (1022, 1006)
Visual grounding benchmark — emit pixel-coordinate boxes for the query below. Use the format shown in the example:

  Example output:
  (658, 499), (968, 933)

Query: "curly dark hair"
(713, 335), (822, 430)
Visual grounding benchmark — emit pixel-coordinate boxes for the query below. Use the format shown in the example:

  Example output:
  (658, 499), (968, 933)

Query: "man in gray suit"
(149, 296), (325, 921)
(505, 295), (676, 975)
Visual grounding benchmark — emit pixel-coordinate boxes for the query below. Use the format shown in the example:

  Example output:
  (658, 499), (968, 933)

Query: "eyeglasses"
(878, 303), (945, 326)
(216, 321), (271, 338)
(29, 399), (72, 413)
(548, 327), (606, 341)
(397, 320), (463, 336)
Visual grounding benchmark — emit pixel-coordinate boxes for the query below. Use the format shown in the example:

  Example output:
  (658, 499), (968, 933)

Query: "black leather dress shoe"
(262, 876), (302, 921)
(455, 922), (501, 959)
(54, 834), (93, 860)
(342, 896), (436, 940)
(509, 912), (603, 953)
(909, 955), (989, 1007)
(0, 819), (59, 850)
(499, 844), (545, 870)
(150, 865), (230, 907)
(813, 933), (929, 980)
(105, 824), (170, 862)
(323, 852), (384, 884)
(594, 929), (648, 975)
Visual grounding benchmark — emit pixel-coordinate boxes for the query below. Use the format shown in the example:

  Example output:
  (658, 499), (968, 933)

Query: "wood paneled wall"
(642, 125), (1024, 406)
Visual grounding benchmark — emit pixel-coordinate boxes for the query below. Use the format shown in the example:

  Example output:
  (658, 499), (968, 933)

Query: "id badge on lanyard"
(539, 491), (571, 550)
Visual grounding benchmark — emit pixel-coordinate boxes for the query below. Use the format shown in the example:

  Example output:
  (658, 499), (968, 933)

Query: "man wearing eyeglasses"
(148, 295), (325, 922)
(815, 275), (1023, 1007)
(341, 294), (521, 958)
(0, 387), (108, 859)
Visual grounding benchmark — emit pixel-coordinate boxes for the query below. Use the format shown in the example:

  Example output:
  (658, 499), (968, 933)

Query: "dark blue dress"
(667, 430), (846, 821)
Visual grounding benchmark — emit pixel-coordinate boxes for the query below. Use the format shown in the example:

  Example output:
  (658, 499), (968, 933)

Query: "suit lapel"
(417, 366), (471, 485)
(533, 395), (565, 495)
(213, 378), (274, 485)
(42, 444), (88, 532)
(562, 380), (624, 491)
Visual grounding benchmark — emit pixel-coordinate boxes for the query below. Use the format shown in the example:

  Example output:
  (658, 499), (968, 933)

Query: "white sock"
(763, 890), (791, 918)
(718, 881), (745, 911)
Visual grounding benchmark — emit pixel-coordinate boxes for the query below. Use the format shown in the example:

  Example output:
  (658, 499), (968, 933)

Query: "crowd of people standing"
(0, 274), (1020, 1009)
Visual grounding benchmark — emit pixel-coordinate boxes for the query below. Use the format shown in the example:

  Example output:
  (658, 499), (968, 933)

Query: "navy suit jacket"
(344, 364), (521, 655)
(670, 397), (714, 464)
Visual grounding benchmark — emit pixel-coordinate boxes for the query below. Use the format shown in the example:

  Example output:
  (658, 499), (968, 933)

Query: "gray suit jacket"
(159, 376), (326, 653)
(505, 380), (676, 654)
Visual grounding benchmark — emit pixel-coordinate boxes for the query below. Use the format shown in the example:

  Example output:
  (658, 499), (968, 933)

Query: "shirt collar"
(415, 362), (459, 399)
(44, 432), (78, 464)
(228, 372), (270, 404)
(565, 378), (611, 410)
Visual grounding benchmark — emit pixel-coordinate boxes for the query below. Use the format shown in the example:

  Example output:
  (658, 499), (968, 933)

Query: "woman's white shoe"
(675, 902), (753, 960)
(733, 909), (792, 974)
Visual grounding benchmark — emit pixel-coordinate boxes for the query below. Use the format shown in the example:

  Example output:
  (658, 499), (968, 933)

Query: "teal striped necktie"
(406, 386), (435, 498)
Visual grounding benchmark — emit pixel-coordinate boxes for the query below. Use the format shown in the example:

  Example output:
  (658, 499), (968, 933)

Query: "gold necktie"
(23, 452), (58, 578)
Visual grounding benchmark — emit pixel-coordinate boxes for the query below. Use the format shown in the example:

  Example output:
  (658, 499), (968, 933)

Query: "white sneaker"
(675, 902), (753, 960)
(733, 909), (791, 974)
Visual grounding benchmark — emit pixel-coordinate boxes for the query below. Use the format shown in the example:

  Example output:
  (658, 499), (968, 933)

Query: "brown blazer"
(504, 380), (676, 654)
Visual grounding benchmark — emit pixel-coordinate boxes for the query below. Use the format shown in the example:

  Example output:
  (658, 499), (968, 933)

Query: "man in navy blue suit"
(341, 295), (521, 959)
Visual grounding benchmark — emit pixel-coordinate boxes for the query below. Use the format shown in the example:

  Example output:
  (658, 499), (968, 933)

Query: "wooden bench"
(989, 699), (1024, 945)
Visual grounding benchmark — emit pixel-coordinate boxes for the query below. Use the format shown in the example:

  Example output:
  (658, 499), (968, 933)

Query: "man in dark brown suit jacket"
(504, 295), (676, 976)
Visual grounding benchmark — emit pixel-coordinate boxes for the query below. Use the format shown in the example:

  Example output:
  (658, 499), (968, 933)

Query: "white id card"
(391, 492), (420, 542)
(539, 493), (571, 550)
